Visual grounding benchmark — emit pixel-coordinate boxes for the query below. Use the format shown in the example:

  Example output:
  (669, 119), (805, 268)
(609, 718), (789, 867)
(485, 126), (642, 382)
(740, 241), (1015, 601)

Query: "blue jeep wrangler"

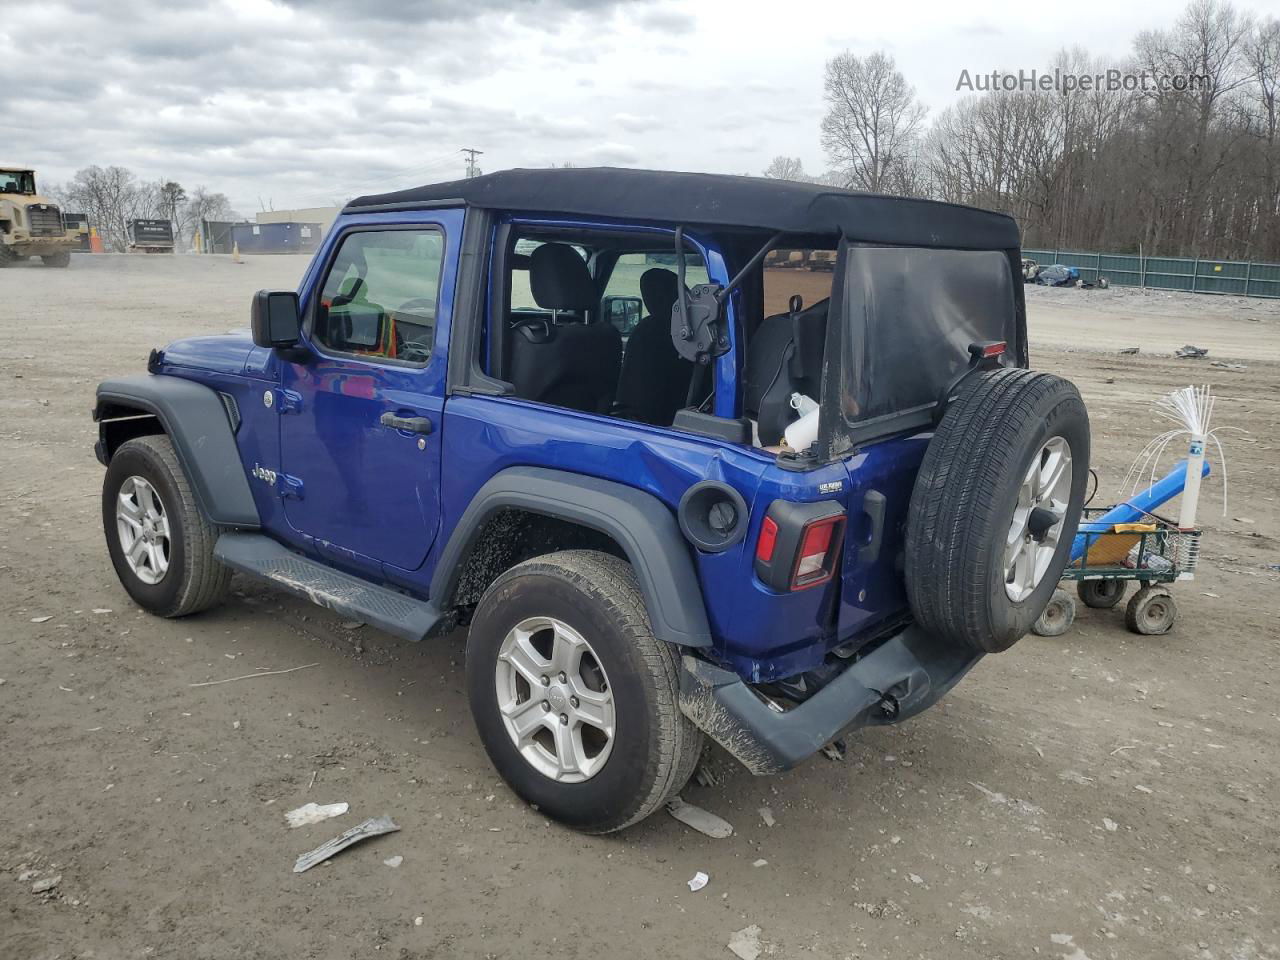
(94, 169), (1088, 833)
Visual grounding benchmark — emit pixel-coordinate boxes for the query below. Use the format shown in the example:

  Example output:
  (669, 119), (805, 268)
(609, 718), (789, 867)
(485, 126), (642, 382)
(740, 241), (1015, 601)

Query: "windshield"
(0, 171), (36, 194)
(831, 244), (1017, 447)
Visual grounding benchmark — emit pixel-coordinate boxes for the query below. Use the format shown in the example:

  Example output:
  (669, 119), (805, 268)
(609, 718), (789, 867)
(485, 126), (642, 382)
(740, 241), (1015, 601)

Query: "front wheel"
(41, 250), (71, 267)
(102, 435), (231, 617)
(465, 550), (702, 834)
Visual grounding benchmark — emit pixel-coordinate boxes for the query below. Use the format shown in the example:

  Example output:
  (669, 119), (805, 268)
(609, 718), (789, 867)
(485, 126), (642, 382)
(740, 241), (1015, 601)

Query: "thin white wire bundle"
(1119, 384), (1230, 514)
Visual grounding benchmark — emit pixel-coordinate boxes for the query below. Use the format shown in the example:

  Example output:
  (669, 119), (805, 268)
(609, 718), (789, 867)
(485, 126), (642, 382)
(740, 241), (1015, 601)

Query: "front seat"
(508, 243), (622, 413)
(614, 268), (694, 425)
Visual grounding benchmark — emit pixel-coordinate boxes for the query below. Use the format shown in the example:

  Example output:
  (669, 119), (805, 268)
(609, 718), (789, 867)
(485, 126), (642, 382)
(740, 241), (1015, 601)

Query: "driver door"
(279, 225), (448, 571)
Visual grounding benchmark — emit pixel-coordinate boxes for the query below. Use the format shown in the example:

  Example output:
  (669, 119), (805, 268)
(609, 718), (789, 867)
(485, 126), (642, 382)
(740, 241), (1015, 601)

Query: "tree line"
(49, 166), (239, 253)
(767, 0), (1280, 262)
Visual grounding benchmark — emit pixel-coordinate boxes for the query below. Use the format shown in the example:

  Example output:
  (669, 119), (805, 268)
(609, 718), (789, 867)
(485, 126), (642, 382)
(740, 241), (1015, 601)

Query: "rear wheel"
(1125, 586), (1177, 635)
(0, 242), (14, 266)
(41, 250), (71, 267)
(102, 435), (231, 617)
(466, 550), (702, 833)
(905, 368), (1090, 653)
(1078, 578), (1126, 609)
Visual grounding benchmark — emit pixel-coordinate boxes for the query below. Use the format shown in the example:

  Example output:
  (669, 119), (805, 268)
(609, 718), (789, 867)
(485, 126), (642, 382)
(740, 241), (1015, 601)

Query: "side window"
(313, 229), (444, 365)
(602, 252), (708, 337)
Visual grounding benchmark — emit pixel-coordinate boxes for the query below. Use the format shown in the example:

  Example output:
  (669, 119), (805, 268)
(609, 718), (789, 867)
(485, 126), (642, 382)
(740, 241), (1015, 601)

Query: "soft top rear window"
(832, 245), (1016, 448)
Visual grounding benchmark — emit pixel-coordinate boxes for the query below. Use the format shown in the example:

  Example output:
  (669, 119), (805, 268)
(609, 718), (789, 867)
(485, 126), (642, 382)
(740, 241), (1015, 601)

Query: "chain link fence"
(1022, 248), (1280, 299)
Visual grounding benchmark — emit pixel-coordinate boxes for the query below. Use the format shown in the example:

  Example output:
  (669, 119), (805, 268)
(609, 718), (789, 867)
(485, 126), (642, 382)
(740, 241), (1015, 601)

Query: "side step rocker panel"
(214, 532), (447, 642)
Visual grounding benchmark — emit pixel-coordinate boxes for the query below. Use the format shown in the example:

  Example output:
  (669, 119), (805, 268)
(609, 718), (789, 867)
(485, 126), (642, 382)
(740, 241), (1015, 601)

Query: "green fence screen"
(1021, 248), (1280, 299)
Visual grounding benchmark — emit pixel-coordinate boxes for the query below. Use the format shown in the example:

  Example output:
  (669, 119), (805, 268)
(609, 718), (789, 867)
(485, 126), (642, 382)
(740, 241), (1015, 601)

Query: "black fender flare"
(432, 466), (712, 648)
(94, 374), (260, 528)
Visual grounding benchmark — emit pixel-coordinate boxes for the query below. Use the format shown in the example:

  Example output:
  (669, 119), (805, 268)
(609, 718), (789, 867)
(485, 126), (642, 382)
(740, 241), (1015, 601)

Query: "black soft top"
(346, 167), (1019, 251)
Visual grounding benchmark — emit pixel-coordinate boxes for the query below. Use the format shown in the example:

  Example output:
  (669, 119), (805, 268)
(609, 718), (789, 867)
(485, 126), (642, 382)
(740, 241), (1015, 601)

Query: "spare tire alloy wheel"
(117, 476), (171, 585)
(1005, 437), (1072, 602)
(905, 368), (1090, 654)
(495, 615), (615, 783)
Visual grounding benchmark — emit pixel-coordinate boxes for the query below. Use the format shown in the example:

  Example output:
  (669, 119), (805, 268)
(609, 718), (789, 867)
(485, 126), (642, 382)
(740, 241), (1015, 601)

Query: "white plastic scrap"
(758, 806), (776, 828)
(727, 925), (763, 960)
(285, 801), (349, 829)
(666, 797), (733, 838)
(687, 871), (709, 892)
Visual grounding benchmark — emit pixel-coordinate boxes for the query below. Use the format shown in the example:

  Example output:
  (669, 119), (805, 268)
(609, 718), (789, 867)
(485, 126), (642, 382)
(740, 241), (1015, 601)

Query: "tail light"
(753, 500), (846, 592)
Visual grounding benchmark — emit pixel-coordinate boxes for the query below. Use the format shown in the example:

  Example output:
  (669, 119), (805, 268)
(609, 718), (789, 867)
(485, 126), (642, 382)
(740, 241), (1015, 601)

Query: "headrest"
(530, 243), (595, 312)
(640, 268), (680, 321)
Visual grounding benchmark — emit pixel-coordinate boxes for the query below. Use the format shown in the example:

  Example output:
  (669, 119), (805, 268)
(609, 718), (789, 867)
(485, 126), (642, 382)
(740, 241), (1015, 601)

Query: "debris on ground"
(1119, 347), (1140, 355)
(1210, 360), (1247, 370)
(189, 662), (319, 687)
(727, 924), (764, 960)
(30, 616), (52, 623)
(752, 858), (768, 867)
(341, 621), (365, 630)
(694, 763), (722, 788)
(1175, 344), (1209, 359)
(758, 806), (776, 828)
(31, 875), (61, 894)
(687, 871), (709, 892)
(1103, 817), (1118, 832)
(293, 815), (400, 874)
(285, 801), (349, 829)
(666, 797), (733, 838)
(383, 855), (403, 868)
(820, 739), (846, 762)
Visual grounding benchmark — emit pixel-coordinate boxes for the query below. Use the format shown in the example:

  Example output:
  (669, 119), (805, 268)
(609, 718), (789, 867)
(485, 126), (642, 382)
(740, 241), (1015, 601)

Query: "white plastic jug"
(783, 393), (820, 452)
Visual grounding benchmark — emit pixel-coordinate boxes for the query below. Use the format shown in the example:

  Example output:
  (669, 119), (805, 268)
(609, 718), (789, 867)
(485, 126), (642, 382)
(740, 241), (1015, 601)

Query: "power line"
(461, 147), (484, 179)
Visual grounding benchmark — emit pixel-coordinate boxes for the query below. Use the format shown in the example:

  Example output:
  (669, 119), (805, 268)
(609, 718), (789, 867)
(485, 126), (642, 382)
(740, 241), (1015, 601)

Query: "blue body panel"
(154, 205), (922, 682)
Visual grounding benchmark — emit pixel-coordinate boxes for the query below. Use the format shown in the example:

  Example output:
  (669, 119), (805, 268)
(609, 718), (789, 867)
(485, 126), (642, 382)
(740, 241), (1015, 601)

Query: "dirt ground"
(1, 255), (1277, 960)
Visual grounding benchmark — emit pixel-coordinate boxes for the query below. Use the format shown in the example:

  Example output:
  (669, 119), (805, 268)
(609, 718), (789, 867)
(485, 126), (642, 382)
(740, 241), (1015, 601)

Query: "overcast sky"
(8, 0), (1276, 215)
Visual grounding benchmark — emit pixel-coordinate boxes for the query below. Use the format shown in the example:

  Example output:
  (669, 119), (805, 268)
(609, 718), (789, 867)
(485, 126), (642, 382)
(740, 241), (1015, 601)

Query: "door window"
(313, 229), (444, 365)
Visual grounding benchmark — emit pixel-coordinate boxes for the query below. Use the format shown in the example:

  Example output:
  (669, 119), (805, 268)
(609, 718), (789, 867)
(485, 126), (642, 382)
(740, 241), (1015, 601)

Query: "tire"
(41, 250), (71, 267)
(1031, 588), (1075, 637)
(1078, 578), (1126, 609)
(465, 549), (703, 834)
(1125, 586), (1177, 635)
(0, 242), (14, 267)
(102, 435), (231, 617)
(905, 367), (1090, 653)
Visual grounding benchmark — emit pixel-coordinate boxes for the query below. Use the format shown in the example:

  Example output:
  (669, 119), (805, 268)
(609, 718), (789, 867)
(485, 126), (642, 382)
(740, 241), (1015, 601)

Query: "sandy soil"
(2, 255), (1278, 960)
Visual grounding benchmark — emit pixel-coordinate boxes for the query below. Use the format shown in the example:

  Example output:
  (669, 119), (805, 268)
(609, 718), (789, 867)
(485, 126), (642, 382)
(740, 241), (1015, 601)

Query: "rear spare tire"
(905, 367), (1089, 653)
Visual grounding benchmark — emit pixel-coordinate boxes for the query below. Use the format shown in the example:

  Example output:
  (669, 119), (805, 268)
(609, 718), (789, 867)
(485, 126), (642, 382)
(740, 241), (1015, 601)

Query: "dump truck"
(129, 219), (175, 253)
(0, 166), (77, 267)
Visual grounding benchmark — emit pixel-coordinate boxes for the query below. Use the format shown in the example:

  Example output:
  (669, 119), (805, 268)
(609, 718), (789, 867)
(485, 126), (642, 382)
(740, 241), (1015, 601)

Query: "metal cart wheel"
(1077, 579), (1127, 609)
(1124, 586), (1177, 635)
(1031, 588), (1076, 637)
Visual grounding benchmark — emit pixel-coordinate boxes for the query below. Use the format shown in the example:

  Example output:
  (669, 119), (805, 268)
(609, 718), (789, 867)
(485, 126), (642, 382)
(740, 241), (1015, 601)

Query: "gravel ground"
(1, 255), (1277, 960)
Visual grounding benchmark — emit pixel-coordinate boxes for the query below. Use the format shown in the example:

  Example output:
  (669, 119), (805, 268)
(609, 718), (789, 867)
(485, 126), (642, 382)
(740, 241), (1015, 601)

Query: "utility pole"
(461, 147), (484, 179)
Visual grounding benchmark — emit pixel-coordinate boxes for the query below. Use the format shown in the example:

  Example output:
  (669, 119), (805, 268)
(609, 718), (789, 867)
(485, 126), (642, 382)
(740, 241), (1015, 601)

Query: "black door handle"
(380, 412), (433, 434)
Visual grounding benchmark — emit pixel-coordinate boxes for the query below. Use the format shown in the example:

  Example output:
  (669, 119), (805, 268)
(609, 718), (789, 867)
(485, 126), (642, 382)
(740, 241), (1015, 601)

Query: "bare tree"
(820, 51), (927, 194)
(761, 156), (810, 181)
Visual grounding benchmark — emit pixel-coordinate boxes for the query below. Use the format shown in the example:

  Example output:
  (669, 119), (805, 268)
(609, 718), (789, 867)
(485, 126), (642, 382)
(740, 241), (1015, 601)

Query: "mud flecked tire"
(0, 242), (14, 267)
(102, 435), (231, 617)
(905, 367), (1090, 654)
(466, 550), (703, 834)
(1124, 586), (1177, 635)
(1031, 588), (1076, 637)
(41, 250), (71, 267)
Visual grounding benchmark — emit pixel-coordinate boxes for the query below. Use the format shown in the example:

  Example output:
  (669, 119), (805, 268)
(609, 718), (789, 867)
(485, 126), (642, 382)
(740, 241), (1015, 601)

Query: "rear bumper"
(678, 625), (982, 775)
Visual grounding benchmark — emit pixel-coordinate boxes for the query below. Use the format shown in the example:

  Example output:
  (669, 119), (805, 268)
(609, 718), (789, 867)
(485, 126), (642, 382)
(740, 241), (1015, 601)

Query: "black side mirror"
(251, 290), (301, 348)
(602, 295), (643, 336)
